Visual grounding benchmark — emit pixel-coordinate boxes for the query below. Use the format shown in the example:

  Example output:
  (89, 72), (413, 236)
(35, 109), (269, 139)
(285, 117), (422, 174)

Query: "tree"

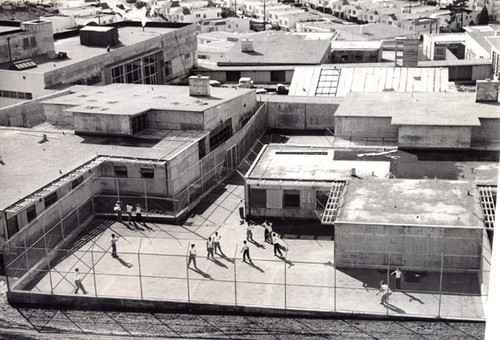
(478, 7), (489, 25)
(447, 0), (468, 31)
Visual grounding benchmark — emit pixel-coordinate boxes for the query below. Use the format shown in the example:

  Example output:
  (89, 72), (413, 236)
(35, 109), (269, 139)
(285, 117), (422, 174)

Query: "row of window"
(26, 176), (84, 223)
(0, 90), (33, 100)
(250, 189), (329, 210)
(113, 166), (155, 178)
(111, 52), (159, 85)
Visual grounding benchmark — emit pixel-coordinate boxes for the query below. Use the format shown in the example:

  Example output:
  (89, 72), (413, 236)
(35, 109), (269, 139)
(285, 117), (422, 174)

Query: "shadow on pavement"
(115, 256), (133, 268)
(189, 267), (213, 280)
(384, 303), (406, 314)
(209, 258), (228, 269)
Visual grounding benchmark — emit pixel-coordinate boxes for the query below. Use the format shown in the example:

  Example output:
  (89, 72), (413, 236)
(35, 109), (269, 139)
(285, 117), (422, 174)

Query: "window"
(165, 60), (173, 79)
(131, 113), (148, 134)
(111, 52), (159, 85)
(26, 205), (37, 223)
(114, 166), (128, 177)
(271, 71), (286, 82)
(283, 190), (300, 208)
(71, 176), (84, 189)
(198, 138), (207, 160)
(226, 71), (241, 82)
(44, 192), (58, 208)
(209, 119), (232, 151)
(184, 53), (192, 65)
(140, 168), (155, 178)
(0, 90), (33, 100)
(249, 188), (266, 208)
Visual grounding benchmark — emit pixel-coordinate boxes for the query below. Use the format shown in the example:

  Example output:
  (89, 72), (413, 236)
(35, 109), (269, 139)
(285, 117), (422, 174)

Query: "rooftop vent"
(241, 39), (254, 53)
(189, 75), (211, 97)
(476, 79), (499, 103)
(79, 26), (119, 47)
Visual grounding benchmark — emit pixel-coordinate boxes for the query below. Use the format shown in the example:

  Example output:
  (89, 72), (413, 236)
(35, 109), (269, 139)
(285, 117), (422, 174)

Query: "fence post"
(438, 253), (444, 318)
(333, 246), (337, 312)
(91, 244), (97, 297)
(186, 242), (191, 303)
(138, 239), (143, 300)
(284, 258), (287, 309)
(143, 179), (148, 214)
(234, 243), (238, 306)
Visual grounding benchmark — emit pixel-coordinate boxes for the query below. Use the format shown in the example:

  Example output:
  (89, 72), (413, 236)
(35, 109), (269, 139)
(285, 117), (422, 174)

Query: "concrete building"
(422, 33), (466, 61)
(0, 21), (197, 108)
(333, 82), (500, 149)
(194, 32), (331, 85)
(197, 17), (250, 34)
(289, 66), (450, 97)
(330, 40), (383, 63)
(0, 77), (260, 244)
(487, 36), (500, 78)
(334, 179), (484, 271)
(244, 144), (390, 220)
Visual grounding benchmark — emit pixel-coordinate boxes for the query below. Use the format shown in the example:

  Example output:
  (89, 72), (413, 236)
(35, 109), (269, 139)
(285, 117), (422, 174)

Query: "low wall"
(0, 90), (71, 127)
(7, 290), (460, 321)
(334, 222), (482, 271)
(266, 96), (341, 130)
(334, 116), (398, 138)
(471, 118), (500, 143)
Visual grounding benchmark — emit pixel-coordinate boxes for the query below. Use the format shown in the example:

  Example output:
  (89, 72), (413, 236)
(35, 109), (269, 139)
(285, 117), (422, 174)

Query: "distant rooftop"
(331, 40), (383, 50)
(0, 25), (179, 72)
(333, 23), (415, 41)
(217, 32), (331, 66)
(337, 179), (484, 227)
(335, 92), (498, 126)
(41, 83), (254, 116)
(289, 66), (449, 97)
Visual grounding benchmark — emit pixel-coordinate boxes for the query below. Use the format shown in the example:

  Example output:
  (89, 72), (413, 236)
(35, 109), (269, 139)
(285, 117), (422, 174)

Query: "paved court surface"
(19, 175), (485, 321)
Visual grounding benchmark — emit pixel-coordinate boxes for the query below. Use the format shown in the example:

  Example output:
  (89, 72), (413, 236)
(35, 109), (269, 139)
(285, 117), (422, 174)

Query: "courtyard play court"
(25, 178), (485, 320)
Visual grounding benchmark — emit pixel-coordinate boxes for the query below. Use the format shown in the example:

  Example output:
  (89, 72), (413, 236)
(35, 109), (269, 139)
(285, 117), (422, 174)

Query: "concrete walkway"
(29, 178), (485, 321)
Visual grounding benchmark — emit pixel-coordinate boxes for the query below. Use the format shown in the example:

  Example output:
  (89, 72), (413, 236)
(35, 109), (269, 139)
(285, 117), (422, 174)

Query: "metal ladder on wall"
(320, 181), (346, 225)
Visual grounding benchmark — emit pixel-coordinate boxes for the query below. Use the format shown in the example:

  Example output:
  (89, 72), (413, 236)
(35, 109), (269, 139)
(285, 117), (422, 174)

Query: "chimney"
(241, 39), (254, 52)
(189, 75), (211, 97)
(476, 79), (499, 102)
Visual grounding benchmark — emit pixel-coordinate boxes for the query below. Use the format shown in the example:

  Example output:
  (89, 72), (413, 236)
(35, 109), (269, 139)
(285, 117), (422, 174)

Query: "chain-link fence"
(5, 237), (489, 320)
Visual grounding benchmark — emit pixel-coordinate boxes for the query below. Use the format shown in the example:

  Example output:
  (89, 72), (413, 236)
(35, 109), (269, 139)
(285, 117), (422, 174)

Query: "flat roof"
(41, 84), (254, 116)
(79, 26), (115, 32)
(246, 144), (391, 181)
(331, 40), (383, 50)
(0, 26), (178, 72)
(0, 127), (207, 210)
(486, 36), (500, 51)
(217, 32), (331, 66)
(289, 66), (449, 97)
(337, 179), (484, 227)
(424, 33), (467, 43)
(334, 92), (496, 126)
